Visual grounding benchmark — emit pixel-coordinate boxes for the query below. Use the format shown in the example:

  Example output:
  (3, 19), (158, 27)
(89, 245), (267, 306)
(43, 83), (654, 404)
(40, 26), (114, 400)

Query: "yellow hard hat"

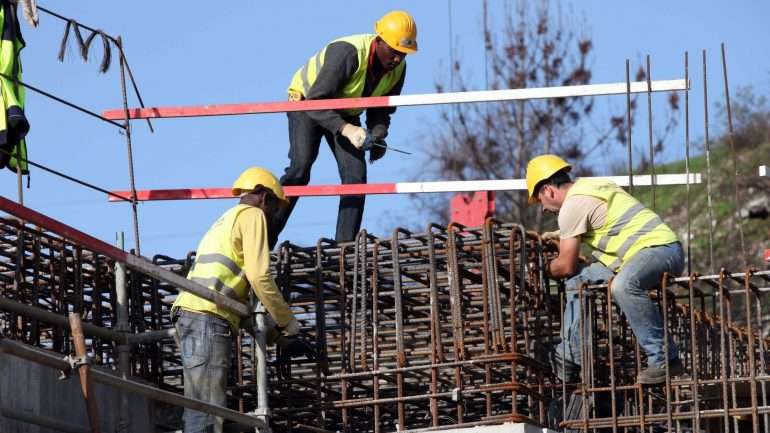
(375, 10), (418, 54)
(525, 155), (571, 204)
(232, 167), (288, 204)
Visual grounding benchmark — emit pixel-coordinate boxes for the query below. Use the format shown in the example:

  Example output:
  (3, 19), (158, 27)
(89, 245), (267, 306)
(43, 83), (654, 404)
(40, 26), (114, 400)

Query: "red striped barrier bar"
(102, 79), (687, 120)
(0, 196), (249, 317)
(108, 173), (702, 202)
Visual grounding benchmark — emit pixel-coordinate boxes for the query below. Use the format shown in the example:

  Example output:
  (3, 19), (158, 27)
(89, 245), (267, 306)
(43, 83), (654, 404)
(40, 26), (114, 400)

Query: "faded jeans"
(555, 242), (684, 369)
(174, 310), (232, 433)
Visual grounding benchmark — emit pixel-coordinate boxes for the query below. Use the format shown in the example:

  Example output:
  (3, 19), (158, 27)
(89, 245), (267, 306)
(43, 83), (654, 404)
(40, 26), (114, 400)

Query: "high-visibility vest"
(172, 204), (254, 329)
(288, 33), (405, 116)
(566, 178), (679, 271)
(0, 1), (28, 174)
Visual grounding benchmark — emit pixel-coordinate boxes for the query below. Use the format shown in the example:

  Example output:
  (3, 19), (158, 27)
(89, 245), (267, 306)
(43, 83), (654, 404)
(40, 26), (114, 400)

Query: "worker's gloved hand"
(276, 335), (317, 379)
(280, 317), (301, 337)
(541, 230), (560, 242)
(340, 123), (367, 149)
(368, 125), (388, 162)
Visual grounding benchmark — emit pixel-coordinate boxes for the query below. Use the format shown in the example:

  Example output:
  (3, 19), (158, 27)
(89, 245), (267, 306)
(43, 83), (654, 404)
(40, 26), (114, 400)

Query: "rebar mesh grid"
(1, 216), (768, 432)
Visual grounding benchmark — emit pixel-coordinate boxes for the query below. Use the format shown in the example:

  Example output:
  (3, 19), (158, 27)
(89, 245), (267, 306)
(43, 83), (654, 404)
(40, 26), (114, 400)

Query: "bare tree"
(414, 0), (678, 229)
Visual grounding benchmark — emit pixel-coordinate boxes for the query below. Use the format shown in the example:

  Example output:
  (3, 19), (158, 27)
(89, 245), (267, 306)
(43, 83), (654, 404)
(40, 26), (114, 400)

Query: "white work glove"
(340, 123), (367, 149)
(541, 230), (560, 242)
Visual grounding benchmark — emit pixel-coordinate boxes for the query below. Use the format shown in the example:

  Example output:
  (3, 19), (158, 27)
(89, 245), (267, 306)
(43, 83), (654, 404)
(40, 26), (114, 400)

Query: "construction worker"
(527, 155), (685, 385)
(171, 167), (315, 433)
(0, 0), (29, 174)
(270, 10), (417, 247)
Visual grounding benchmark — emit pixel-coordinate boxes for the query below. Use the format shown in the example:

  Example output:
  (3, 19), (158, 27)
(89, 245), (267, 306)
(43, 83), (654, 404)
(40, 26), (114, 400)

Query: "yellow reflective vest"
(566, 178), (679, 271)
(288, 33), (405, 116)
(0, 1), (28, 174)
(172, 204), (257, 330)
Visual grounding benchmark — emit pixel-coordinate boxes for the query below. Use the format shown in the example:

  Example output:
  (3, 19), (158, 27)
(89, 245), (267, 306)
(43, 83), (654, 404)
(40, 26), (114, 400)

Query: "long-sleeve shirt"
(304, 40), (406, 134)
(232, 206), (294, 327)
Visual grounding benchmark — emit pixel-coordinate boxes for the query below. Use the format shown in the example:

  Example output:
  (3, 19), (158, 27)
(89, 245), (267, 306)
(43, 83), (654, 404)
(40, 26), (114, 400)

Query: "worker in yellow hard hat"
(171, 167), (315, 433)
(526, 155), (685, 385)
(271, 10), (418, 247)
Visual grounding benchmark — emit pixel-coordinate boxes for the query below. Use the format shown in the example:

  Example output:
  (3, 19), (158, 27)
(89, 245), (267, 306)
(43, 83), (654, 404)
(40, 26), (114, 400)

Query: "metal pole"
(68, 313), (102, 433)
(115, 232), (130, 433)
(254, 303), (271, 433)
(116, 36), (141, 256)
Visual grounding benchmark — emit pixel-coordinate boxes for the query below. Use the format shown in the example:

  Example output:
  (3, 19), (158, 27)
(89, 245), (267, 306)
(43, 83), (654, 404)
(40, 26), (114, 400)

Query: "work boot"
(637, 357), (685, 385)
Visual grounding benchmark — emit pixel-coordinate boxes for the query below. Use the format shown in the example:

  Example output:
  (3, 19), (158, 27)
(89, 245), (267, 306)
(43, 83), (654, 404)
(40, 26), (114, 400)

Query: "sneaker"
(637, 358), (686, 385)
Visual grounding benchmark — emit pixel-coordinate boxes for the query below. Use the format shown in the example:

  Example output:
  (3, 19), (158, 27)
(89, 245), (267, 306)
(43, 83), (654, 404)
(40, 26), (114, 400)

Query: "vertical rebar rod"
(116, 36), (141, 255)
(687, 274), (701, 433)
(661, 274), (673, 431)
(719, 42), (747, 268)
(744, 272), (759, 433)
(606, 278), (618, 433)
(645, 55), (657, 211)
(684, 51), (692, 274)
(702, 50), (716, 274)
(254, 303), (270, 429)
(625, 60), (634, 195)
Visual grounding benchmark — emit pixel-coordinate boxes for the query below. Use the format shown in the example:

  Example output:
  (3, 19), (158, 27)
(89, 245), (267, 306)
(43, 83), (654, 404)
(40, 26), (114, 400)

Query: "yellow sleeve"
(232, 207), (295, 327)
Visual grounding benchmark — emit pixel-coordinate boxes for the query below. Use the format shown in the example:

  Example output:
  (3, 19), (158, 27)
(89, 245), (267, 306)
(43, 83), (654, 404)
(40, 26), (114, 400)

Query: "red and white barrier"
(108, 173), (702, 202)
(102, 79), (687, 120)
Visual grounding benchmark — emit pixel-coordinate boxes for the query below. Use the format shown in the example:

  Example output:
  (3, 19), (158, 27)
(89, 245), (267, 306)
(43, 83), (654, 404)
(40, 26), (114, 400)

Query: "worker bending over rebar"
(527, 155), (685, 385)
(270, 10), (418, 247)
(171, 167), (315, 433)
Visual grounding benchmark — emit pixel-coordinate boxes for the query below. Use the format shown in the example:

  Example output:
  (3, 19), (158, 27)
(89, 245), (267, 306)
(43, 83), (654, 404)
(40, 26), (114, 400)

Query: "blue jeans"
(174, 310), (232, 433)
(271, 111), (367, 246)
(555, 243), (684, 369)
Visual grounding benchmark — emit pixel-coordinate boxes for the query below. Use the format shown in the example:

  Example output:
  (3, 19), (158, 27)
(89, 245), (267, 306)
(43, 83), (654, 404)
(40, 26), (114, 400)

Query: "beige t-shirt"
(557, 195), (608, 239)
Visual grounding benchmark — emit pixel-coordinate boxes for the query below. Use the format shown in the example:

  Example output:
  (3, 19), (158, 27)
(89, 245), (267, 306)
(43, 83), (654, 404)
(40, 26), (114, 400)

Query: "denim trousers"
(271, 111), (367, 247)
(554, 242), (685, 369)
(174, 310), (232, 433)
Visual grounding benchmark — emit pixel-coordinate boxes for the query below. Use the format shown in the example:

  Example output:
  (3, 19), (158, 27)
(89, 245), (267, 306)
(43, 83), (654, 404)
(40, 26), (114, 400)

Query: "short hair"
(534, 169), (572, 197)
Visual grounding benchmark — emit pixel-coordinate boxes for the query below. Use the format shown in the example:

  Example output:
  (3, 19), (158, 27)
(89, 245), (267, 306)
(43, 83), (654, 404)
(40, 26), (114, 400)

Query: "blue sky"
(2, 1), (768, 258)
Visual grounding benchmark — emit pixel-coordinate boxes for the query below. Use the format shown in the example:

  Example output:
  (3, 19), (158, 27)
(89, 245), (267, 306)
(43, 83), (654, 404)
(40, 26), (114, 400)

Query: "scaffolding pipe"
(0, 338), (266, 430)
(68, 313), (101, 433)
(115, 232), (130, 433)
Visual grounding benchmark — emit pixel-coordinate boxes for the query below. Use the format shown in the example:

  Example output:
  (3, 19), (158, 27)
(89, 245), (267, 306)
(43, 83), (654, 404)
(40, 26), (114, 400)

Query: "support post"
(68, 313), (101, 433)
(254, 303), (272, 433)
(115, 232), (131, 433)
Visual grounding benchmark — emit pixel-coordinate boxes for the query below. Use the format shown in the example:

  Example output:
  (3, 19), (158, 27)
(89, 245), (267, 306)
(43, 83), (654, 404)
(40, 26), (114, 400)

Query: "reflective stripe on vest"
(288, 33), (406, 116)
(567, 178), (678, 271)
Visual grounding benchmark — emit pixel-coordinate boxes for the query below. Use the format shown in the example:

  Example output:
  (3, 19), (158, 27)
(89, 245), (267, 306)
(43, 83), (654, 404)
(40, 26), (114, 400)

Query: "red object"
(108, 183), (399, 202)
(449, 191), (496, 227)
(764, 248), (770, 263)
(102, 95), (391, 120)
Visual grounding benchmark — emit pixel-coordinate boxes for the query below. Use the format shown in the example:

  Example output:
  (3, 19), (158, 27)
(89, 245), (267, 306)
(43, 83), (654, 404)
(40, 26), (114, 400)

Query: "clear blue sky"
(2, 1), (768, 258)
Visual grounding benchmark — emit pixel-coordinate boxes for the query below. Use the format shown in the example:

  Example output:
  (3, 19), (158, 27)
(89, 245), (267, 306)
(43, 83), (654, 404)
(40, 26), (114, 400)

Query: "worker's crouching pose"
(527, 155), (685, 385)
(270, 10), (418, 247)
(171, 167), (315, 433)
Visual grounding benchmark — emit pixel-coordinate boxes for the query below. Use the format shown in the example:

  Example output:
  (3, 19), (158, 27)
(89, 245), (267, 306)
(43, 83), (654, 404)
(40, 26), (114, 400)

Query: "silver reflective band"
(596, 203), (645, 251)
(195, 253), (243, 277)
(190, 277), (242, 301)
(400, 38), (415, 47)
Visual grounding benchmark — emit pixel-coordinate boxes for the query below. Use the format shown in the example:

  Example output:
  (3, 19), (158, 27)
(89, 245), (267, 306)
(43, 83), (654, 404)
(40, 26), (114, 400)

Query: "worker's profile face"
(538, 185), (561, 214)
(376, 41), (407, 71)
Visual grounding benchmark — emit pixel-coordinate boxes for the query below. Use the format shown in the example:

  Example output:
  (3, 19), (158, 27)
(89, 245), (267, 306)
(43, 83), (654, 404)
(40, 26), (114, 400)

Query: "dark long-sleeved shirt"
(304, 40), (406, 134)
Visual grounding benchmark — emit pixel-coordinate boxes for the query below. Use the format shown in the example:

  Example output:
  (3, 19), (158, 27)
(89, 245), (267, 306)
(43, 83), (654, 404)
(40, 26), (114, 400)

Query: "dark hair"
(533, 169), (573, 197)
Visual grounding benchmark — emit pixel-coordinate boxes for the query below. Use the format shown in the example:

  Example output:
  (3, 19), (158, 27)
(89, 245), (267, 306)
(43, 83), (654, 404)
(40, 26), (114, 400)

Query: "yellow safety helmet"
(525, 155), (571, 204)
(375, 10), (418, 54)
(231, 167), (288, 204)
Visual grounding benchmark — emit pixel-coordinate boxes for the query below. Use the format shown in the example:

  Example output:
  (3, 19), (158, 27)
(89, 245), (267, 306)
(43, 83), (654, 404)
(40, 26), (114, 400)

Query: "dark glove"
(276, 335), (317, 379)
(369, 124), (388, 140)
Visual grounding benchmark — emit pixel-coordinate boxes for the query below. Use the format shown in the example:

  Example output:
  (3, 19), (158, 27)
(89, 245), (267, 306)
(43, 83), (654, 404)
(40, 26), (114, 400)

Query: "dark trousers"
(271, 111), (366, 247)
